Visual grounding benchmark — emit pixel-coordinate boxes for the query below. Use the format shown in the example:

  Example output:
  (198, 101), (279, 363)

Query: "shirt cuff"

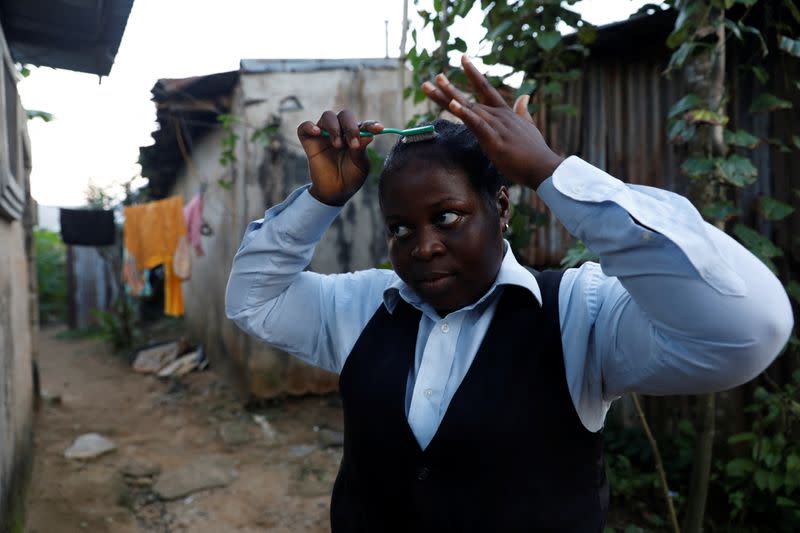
(539, 156), (746, 296)
(245, 185), (343, 245)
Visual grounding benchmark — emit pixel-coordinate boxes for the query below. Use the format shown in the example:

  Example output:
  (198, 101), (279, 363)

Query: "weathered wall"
(170, 62), (423, 399)
(0, 213), (34, 530)
(0, 30), (35, 530)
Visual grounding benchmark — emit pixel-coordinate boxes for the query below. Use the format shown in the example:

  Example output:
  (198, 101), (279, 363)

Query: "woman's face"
(380, 159), (510, 315)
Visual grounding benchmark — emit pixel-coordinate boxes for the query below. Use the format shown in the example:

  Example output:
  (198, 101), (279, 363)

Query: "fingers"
(513, 95), (534, 123)
(298, 111), (383, 152)
(297, 120), (321, 139)
(460, 55), (506, 108)
(421, 55), (508, 113)
(421, 81), (450, 109)
(315, 110), (343, 148)
(447, 100), (501, 148)
(337, 109), (362, 149)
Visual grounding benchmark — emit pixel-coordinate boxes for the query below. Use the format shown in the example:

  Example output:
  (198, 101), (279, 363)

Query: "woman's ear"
(497, 186), (511, 231)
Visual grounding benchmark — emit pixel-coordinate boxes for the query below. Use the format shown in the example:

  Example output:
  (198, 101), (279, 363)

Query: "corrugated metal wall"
(66, 245), (118, 329)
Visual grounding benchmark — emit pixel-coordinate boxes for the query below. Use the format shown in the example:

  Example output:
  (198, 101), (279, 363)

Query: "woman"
(226, 56), (793, 531)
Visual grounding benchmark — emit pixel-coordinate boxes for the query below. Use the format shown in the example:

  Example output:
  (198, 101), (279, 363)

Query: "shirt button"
(416, 467), (430, 481)
(424, 388), (433, 398)
(440, 322), (450, 333)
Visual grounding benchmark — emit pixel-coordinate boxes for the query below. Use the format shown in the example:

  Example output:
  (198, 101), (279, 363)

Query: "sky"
(18, 0), (655, 208)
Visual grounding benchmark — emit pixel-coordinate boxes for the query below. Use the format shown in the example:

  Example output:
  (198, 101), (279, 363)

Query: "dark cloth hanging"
(59, 208), (116, 246)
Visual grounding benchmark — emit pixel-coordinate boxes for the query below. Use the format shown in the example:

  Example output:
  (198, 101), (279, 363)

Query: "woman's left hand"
(422, 55), (565, 189)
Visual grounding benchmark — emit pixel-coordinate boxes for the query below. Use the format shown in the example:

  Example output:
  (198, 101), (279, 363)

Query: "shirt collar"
(382, 241), (543, 315)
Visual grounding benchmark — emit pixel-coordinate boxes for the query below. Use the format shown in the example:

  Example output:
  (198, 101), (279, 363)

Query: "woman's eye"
(435, 212), (460, 226)
(390, 225), (412, 238)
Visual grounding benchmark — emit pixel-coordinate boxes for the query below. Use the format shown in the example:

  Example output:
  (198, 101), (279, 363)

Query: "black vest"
(332, 270), (608, 532)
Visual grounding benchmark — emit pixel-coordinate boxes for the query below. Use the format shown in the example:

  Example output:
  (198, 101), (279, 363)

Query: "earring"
(503, 223), (509, 233)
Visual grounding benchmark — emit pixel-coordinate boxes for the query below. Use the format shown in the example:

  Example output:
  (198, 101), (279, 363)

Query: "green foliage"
(603, 418), (697, 531)
(749, 93), (793, 113)
(26, 109), (54, 122)
(560, 240), (598, 269)
(34, 229), (67, 325)
(701, 200), (741, 223)
(717, 373), (800, 530)
(718, 154), (758, 186)
(723, 129), (760, 149)
(733, 223), (783, 273)
(217, 113), (239, 167)
(93, 295), (138, 352)
(217, 113), (239, 189)
(760, 196), (795, 221)
(507, 202), (547, 259)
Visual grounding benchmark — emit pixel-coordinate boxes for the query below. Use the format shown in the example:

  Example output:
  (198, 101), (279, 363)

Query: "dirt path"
(26, 325), (344, 533)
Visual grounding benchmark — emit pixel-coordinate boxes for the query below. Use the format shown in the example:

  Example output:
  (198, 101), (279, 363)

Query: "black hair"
(378, 119), (505, 214)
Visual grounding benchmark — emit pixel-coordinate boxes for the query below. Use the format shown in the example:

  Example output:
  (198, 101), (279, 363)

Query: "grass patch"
(54, 325), (105, 341)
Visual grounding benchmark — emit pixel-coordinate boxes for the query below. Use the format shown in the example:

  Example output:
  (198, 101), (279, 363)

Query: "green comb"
(321, 124), (436, 143)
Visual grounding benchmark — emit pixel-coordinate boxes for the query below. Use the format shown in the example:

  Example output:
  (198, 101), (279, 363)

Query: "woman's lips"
(417, 273), (454, 292)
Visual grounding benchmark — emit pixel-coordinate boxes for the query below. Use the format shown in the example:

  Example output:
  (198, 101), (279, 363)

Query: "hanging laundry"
(59, 208), (116, 246)
(123, 196), (187, 317)
(173, 235), (192, 281)
(183, 192), (205, 257)
(122, 250), (145, 297)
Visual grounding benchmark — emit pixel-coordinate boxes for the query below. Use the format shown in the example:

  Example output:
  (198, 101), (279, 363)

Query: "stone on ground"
(218, 420), (255, 446)
(153, 457), (234, 500)
(64, 433), (117, 459)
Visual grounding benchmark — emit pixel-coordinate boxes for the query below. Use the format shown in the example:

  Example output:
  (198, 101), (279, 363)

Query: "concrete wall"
(171, 62), (424, 398)
(0, 220), (34, 530)
(0, 27), (35, 530)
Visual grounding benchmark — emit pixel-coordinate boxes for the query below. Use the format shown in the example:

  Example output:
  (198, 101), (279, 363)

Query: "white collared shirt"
(225, 156), (793, 449)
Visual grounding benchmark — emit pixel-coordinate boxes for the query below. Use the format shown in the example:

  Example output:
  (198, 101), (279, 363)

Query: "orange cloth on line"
(124, 196), (187, 317)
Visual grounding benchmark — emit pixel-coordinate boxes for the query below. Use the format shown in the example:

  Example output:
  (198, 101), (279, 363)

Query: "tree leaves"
(26, 109), (54, 122)
(515, 79), (537, 98)
(535, 31), (562, 52)
(681, 157), (715, 177)
(739, 23), (768, 57)
(787, 281), (800, 304)
(687, 109), (729, 126)
(668, 94), (703, 118)
(784, 0), (800, 24)
(719, 154), (758, 186)
(702, 200), (741, 222)
(750, 93), (793, 113)
(726, 457), (756, 477)
(760, 196), (795, 221)
(667, 42), (702, 72)
(669, 119), (697, 144)
(724, 129), (761, 148)
(485, 19), (512, 42)
(733, 224), (783, 273)
(681, 155), (757, 186)
(560, 240), (598, 269)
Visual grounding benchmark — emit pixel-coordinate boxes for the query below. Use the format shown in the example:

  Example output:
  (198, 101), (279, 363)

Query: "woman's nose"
(411, 226), (445, 260)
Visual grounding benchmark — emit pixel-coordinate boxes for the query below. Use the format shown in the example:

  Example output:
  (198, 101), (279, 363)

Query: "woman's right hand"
(297, 110), (384, 206)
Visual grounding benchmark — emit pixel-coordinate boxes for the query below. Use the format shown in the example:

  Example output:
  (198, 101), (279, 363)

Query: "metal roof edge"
(240, 58), (400, 74)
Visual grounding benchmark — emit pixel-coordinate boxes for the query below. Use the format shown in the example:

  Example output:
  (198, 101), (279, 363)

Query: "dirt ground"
(25, 324), (345, 533)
